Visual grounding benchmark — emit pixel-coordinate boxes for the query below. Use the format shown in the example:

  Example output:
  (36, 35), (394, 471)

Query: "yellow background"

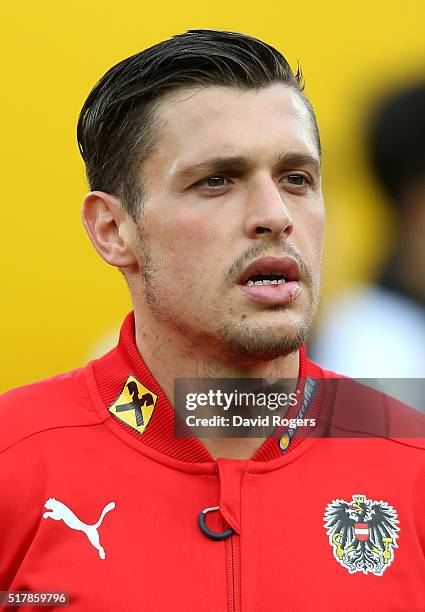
(2, 1), (424, 392)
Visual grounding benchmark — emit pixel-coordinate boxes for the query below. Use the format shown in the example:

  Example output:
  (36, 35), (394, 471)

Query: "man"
(1, 30), (424, 611)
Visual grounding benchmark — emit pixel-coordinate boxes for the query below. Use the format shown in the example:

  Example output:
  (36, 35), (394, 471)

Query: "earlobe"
(81, 191), (138, 268)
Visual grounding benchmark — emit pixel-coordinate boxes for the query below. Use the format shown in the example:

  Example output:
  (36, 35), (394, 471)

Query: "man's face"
(131, 84), (324, 361)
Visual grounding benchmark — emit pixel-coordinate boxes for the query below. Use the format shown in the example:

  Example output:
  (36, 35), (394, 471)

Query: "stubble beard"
(215, 296), (318, 362)
(136, 225), (319, 362)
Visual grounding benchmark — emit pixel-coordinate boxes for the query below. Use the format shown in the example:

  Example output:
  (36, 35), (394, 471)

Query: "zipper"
(225, 533), (241, 612)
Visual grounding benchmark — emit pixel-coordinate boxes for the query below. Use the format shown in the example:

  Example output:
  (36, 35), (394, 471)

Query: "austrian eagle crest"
(323, 494), (399, 576)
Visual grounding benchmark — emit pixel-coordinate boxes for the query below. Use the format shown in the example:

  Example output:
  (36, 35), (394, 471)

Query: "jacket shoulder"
(326, 375), (425, 452)
(0, 366), (98, 453)
(306, 357), (425, 452)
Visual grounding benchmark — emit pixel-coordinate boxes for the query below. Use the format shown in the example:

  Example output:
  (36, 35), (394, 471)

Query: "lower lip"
(238, 281), (301, 305)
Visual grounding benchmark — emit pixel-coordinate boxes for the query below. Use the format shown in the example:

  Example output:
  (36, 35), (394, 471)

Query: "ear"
(81, 191), (138, 268)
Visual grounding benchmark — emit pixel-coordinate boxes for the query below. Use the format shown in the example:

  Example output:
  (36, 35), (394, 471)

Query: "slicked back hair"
(77, 29), (321, 220)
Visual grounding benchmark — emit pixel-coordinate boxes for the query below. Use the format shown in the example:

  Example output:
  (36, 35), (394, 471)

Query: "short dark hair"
(77, 29), (320, 219)
(368, 81), (425, 204)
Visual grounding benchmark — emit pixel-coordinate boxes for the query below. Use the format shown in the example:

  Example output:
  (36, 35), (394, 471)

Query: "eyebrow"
(277, 152), (321, 174)
(174, 152), (321, 182)
(175, 156), (250, 182)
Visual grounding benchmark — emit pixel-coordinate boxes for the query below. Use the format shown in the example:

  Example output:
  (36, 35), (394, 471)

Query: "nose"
(244, 177), (294, 240)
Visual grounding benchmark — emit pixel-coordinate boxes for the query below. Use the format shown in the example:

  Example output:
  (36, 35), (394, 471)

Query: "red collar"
(91, 312), (325, 463)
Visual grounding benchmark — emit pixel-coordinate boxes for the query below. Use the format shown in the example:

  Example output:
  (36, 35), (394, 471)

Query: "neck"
(133, 308), (300, 460)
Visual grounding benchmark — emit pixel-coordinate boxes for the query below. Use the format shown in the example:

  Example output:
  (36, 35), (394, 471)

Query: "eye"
(283, 173), (311, 187)
(196, 175), (230, 189)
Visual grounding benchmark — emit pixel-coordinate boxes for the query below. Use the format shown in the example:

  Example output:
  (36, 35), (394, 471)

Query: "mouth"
(237, 256), (302, 306)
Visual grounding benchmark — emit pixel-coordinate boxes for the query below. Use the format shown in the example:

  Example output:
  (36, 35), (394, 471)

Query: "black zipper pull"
(198, 506), (235, 541)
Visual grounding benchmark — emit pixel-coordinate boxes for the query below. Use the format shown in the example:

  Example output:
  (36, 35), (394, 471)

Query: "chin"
(217, 316), (312, 362)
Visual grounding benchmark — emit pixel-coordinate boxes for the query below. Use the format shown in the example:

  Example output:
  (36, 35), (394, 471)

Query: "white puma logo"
(43, 498), (115, 559)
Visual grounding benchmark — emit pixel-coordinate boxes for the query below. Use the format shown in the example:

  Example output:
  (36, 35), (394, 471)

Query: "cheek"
(295, 202), (324, 238)
(143, 209), (226, 289)
(293, 206), (324, 271)
(149, 206), (229, 260)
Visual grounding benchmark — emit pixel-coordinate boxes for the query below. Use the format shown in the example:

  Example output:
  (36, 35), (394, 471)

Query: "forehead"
(147, 84), (320, 172)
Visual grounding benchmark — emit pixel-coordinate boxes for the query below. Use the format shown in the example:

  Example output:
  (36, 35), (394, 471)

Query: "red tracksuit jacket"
(1, 312), (424, 611)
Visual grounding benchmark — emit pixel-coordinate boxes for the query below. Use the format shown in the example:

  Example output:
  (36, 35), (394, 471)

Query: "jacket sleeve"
(0, 392), (48, 590)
